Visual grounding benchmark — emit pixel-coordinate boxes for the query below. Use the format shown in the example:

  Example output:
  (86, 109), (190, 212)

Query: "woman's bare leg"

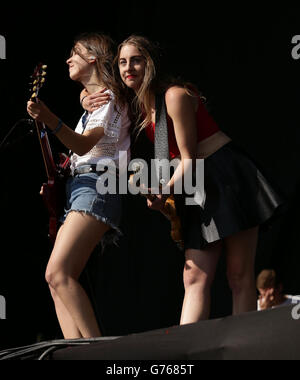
(49, 286), (82, 339)
(225, 227), (259, 315)
(45, 211), (110, 338)
(46, 225), (82, 339)
(180, 241), (223, 324)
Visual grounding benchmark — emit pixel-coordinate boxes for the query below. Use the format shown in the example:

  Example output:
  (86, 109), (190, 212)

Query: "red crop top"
(145, 95), (220, 159)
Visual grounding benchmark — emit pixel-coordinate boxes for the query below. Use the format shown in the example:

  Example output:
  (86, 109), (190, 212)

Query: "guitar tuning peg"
(41, 78), (45, 83)
(42, 65), (47, 69)
(41, 71), (47, 76)
(32, 86), (37, 91)
(33, 79), (38, 85)
(31, 92), (37, 98)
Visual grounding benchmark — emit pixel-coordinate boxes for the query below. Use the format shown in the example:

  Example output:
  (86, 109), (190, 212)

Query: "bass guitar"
(30, 63), (70, 244)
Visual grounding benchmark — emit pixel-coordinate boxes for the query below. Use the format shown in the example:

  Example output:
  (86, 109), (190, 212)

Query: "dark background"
(0, 2), (300, 349)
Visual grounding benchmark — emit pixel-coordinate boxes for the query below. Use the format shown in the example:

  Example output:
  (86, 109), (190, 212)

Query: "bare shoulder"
(165, 86), (190, 103)
(165, 86), (196, 115)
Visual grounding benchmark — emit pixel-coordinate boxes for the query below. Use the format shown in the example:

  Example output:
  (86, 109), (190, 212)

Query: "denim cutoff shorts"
(62, 172), (122, 247)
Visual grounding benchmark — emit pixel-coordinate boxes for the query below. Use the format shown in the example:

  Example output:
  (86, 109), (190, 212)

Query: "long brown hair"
(73, 32), (127, 108)
(114, 35), (204, 133)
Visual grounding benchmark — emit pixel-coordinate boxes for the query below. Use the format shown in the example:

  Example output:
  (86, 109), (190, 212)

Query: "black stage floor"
(1, 305), (299, 360)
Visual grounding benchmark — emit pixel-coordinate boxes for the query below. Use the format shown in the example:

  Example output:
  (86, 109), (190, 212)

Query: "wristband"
(52, 119), (63, 135)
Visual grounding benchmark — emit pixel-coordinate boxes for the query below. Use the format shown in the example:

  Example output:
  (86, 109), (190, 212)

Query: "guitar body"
(41, 181), (61, 244)
(41, 173), (67, 244)
(37, 125), (70, 243)
(162, 195), (183, 249)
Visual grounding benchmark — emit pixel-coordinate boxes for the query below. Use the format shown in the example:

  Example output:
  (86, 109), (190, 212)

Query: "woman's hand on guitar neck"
(27, 100), (57, 127)
(27, 98), (106, 156)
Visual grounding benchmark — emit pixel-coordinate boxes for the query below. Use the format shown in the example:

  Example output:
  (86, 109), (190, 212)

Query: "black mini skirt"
(175, 141), (285, 251)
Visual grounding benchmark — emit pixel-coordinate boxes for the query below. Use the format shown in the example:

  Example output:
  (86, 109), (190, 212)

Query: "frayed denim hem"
(64, 209), (122, 251)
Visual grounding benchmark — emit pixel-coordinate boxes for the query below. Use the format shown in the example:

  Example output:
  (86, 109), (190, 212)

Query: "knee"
(183, 266), (213, 292)
(45, 266), (69, 291)
(227, 268), (254, 294)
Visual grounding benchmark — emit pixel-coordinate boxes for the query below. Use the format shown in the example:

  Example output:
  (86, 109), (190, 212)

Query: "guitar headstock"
(30, 63), (47, 101)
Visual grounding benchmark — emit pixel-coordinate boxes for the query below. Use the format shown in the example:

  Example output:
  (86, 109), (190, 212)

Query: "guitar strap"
(154, 93), (184, 251)
(154, 93), (170, 187)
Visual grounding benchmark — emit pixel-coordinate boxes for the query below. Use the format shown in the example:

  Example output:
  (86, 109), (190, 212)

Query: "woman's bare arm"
(27, 100), (104, 156)
(148, 86), (198, 209)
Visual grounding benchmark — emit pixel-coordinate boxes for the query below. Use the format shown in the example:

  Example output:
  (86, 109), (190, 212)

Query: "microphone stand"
(0, 118), (35, 152)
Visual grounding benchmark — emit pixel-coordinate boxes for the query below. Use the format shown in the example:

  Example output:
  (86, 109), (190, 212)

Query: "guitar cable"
(0, 118), (34, 152)
(0, 336), (122, 360)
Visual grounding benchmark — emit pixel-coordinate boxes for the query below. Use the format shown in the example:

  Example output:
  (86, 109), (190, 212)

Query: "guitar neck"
(29, 64), (56, 181)
(35, 119), (57, 180)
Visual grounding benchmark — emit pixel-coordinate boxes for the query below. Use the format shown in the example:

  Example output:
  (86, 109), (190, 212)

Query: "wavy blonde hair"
(114, 35), (205, 134)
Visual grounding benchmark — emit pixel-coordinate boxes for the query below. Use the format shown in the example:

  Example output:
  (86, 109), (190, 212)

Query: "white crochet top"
(70, 90), (131, 174)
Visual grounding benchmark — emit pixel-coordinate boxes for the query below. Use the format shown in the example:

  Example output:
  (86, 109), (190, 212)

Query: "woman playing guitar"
(27, 32), (131, 339)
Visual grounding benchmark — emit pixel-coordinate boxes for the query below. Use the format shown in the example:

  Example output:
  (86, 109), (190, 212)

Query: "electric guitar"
(30, 63), (70, 244)
(129, 165), (184, 250)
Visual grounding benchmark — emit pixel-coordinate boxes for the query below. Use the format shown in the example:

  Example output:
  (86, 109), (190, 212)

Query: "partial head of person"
(115, 35), (163, 94)
(67, 32), (122, 103)
(114, 34), (203, 133)
(115, 34), (185, 132)
(256, 269), (283, 299)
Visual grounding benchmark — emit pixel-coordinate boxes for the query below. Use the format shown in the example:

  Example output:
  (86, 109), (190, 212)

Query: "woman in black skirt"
(83, 35), (284, 324)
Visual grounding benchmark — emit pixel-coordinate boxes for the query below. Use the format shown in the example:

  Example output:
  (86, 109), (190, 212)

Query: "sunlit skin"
(27, 43), (106, 157)
(80, 45), (147, 109)
(117, 42), (259, 324)
(66, 43), (105, 94)
(118, 44), (198, 213)
(80, 39), (259, 325)
(118, 44), (146, 93)
(67, 44), (93, 82)
(82, 44), (198, 211)
(26, 40), (115, 339)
